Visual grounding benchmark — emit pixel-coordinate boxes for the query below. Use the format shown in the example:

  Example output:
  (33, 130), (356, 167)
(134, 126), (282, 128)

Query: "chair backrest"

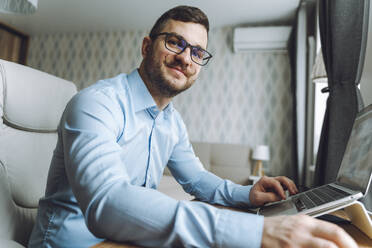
(0, 59), (77, 246)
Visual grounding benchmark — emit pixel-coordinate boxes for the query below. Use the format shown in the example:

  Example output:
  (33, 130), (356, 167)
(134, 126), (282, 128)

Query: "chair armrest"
(0, 239), (25, 248)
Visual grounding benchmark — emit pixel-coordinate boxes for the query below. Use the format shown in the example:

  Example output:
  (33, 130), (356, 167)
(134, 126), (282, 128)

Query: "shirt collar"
(128, 69), (157, 113)
(164, 101), (174, 115)
(127, 69), (175, 116)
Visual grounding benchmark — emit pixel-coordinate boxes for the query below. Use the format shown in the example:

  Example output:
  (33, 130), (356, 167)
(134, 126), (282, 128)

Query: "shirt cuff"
(232, 185), (254, 207)
(215, 208), (264, 248)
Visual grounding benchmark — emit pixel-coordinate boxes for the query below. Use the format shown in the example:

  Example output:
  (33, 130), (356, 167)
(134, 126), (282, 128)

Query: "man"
(29, 5), (358, 248)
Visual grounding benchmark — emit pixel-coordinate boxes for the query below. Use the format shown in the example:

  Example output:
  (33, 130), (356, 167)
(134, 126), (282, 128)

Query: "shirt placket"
(144, 107), (159, 187)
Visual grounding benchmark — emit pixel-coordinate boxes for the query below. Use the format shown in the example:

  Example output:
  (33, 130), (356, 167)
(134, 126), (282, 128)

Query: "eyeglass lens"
(165, 35), (209, 65)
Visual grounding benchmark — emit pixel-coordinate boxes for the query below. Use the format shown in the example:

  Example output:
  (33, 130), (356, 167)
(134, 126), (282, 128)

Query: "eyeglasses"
(152, 32), (213, 66)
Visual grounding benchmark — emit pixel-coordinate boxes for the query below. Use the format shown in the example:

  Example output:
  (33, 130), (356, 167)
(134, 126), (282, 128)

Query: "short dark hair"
(149, 5), (209, 39)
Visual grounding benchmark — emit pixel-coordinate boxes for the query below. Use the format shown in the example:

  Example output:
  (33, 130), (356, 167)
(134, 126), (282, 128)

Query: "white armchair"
(0, 59), (77, 247)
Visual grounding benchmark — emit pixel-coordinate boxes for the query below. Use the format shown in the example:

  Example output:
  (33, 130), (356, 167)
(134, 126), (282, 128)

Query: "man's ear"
(141, 36), (152, 58)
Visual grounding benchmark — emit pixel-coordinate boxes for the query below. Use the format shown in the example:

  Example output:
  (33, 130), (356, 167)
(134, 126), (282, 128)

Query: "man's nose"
(175, 47), (192, 66)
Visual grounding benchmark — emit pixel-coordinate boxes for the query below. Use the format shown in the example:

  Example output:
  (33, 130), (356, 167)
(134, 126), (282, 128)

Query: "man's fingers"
(262, 215), (358, 248)
(261, 177), (286, 199)
(304, 237), (338, 248)
(312, 221), (358, 248)
(251, 176), (299, 206)
(274, 176), (298, 195)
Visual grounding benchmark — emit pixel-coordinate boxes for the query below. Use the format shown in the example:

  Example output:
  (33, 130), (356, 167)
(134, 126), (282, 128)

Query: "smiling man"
(29, 5), (357, 248)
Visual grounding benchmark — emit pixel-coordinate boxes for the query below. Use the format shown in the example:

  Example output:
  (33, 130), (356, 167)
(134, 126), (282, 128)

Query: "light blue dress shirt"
(28, 69), (264, 248)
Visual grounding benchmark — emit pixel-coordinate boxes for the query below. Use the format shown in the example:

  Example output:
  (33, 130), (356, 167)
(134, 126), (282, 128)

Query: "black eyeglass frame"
(151, 32), (213, 66)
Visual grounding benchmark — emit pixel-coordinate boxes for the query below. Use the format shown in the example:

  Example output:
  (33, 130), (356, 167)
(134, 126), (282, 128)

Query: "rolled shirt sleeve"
(167, 112), (255, 208)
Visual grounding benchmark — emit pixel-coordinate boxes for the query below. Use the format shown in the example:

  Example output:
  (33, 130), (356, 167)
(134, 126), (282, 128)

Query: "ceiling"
(0, 0), (301, 35)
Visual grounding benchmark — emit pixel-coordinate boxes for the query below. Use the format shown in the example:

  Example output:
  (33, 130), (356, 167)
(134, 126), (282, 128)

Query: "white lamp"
(0, 0), (38, 15)
(252, 145), (270, 177)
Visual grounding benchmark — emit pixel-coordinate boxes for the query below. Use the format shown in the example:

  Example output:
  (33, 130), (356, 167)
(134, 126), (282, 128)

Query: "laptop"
(258, 104), (372, 217)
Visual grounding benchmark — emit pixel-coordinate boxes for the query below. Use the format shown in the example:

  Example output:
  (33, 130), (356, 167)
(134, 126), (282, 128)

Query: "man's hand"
(262, 215), (358, 248)
(249, 176), (298, 206)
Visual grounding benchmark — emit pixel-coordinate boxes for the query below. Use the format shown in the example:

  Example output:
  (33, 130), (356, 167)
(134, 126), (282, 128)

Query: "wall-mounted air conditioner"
(233, 26), (292, 53)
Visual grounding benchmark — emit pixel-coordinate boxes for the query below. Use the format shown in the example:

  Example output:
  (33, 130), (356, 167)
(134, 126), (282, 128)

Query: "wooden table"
(92, 209), (372, 248)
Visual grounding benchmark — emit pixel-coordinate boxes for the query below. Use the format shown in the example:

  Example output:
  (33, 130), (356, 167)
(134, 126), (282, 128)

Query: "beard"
(143, 46), (196, 98)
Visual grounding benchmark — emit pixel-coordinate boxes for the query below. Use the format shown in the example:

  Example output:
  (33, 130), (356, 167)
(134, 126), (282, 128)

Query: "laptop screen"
(336, 104), (372, 194)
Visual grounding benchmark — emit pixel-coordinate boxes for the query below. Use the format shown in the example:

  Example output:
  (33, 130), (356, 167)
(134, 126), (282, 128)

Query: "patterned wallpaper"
(27, 27), (294, 178)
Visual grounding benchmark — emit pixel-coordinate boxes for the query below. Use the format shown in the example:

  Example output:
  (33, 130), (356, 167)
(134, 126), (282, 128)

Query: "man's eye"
(192, 48), (205, 59)
(167, 39), (178, 46)
(176, 39), (186, 49)
(167, 37), (186, 50)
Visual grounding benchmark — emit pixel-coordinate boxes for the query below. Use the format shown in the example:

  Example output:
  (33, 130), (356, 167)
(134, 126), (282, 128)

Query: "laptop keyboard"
(292, 185), (351, 211)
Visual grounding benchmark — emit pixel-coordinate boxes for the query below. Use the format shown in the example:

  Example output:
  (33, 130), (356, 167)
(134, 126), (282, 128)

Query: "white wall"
(27, 27), (295, 178)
